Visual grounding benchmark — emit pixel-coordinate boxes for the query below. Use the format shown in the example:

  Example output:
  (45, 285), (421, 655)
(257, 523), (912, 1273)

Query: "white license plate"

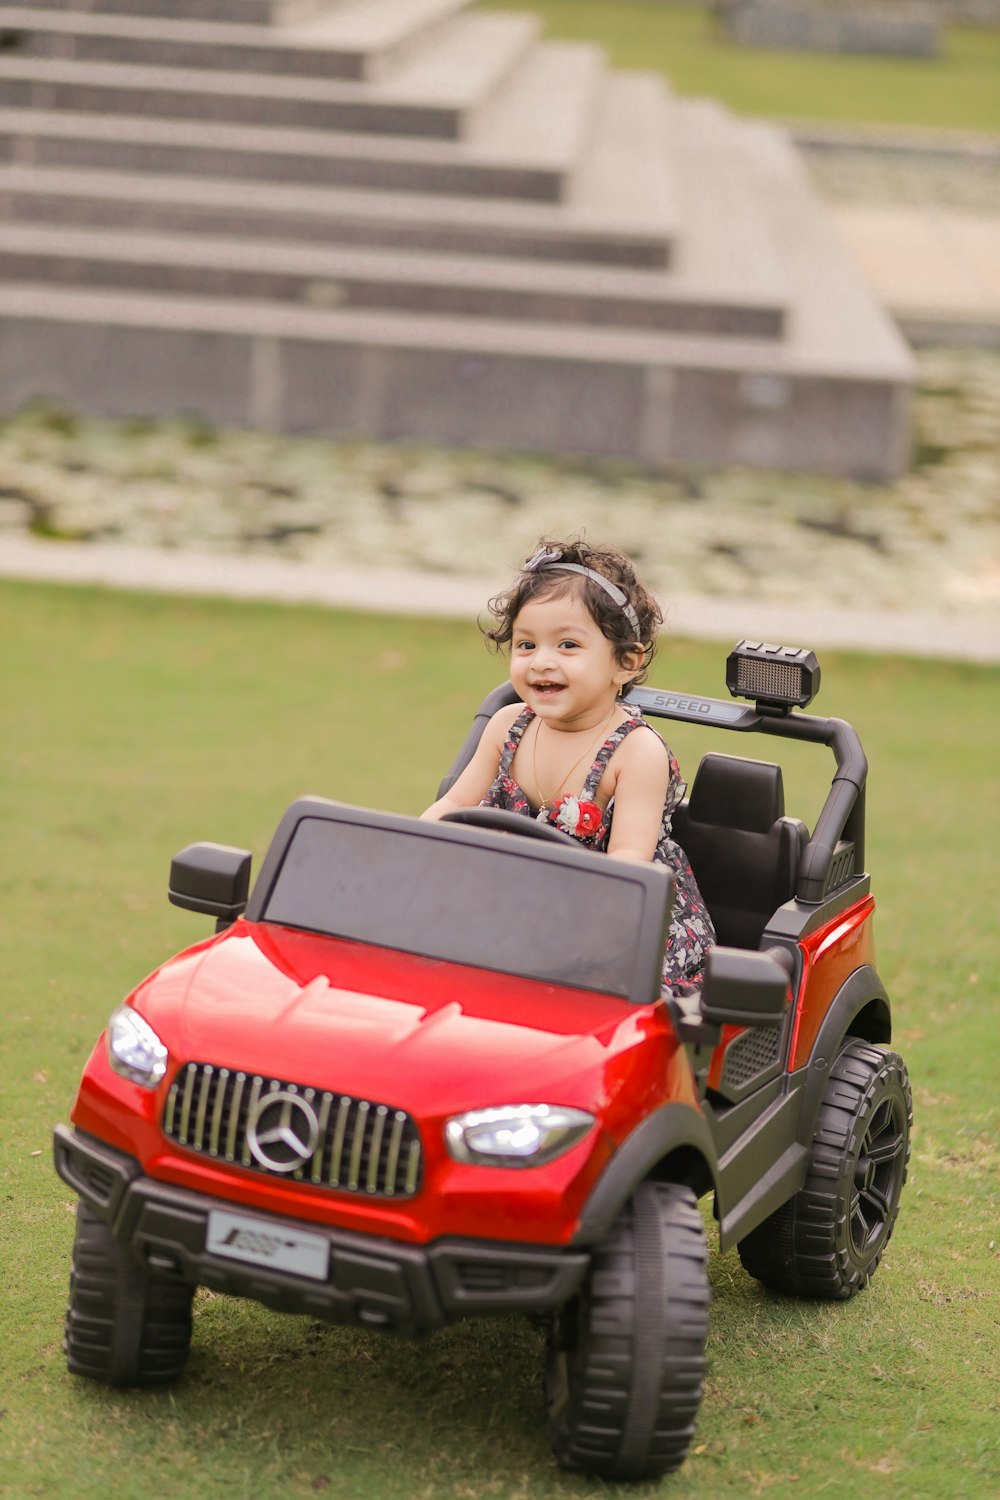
(206, 1208), (330, 1282)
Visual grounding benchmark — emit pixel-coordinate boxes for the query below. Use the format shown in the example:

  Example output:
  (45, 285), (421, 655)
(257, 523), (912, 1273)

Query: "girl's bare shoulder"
(470, 700), (524, 760)
(488, 700), (527, 737)
(620, 718), (670, 766)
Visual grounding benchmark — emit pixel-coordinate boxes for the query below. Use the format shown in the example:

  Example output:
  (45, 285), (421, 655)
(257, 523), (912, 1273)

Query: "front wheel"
(64, 1201), (195, 1385)
(546, 1180), (709, 1481)
(738, 1038), (912, 1299)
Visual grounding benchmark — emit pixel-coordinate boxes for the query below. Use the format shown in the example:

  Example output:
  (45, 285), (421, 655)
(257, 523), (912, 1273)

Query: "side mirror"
(169, 843), (252, 930)
(700, 946), (792, 1029)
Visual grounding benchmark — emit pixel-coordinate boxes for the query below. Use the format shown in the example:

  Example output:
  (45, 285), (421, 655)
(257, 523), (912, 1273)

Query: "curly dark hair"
(482, 537), (663, 686)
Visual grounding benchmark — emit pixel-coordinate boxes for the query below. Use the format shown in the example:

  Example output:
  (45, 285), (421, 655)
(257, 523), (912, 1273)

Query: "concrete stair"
(0, 38), (605, 204)
(0, 1), (475, 83)
(0, 0), (914, 475)
(0, 10), (539, 139)
(0, 278), (908, 473)
(25, 1), (344, 17)
(0, 222), (782, 338)
(0, 162), (674, 268)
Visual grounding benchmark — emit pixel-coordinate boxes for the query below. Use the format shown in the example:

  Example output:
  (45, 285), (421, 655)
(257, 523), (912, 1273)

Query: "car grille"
(162, 1063), (423, 1197)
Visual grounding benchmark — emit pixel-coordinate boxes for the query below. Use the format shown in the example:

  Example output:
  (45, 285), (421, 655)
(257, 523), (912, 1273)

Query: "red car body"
(55, 644), (910, 1481)
(70, 917), (703, 1248)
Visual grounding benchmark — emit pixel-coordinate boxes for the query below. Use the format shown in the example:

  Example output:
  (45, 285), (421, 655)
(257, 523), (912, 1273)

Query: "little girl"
(422, 539), (715, 997)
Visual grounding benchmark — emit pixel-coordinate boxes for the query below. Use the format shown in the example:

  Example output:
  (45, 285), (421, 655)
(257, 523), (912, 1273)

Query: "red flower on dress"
(548, 795), (605, 839)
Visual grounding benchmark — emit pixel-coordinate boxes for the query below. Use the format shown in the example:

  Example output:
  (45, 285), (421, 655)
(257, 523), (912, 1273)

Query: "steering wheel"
(440, 806), (574, 846)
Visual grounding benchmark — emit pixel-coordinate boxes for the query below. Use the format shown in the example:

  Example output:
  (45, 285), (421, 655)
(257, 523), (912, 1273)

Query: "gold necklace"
(530, 706), (618, 809)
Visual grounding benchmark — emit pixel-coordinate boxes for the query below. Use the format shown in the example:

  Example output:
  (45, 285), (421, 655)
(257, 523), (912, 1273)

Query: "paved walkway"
(799, 121), (1000, 342)
(3, 534), (997, 664)
(831, 202), (1000, 343)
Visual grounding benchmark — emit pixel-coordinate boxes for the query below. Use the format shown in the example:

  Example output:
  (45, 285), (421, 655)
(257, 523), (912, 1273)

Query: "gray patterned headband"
(521, 547), (642, 640)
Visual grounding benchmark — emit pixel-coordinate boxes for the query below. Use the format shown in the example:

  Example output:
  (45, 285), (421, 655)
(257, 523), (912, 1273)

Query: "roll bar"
(438, 682), (868, 907)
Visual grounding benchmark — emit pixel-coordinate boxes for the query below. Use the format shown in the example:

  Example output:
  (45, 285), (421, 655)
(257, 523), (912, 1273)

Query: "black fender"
(796, 964), (892, 1138)
(53, 1124), (142, 1227)
(571, 1103), (718, 1248)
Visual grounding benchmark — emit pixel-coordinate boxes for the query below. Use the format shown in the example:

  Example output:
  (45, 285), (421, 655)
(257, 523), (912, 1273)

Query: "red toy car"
(54, 641), (911, 1480)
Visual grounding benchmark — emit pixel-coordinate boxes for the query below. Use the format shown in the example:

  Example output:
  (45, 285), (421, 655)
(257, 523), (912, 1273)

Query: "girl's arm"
(420, 704), (521, 821)
(605, 728), (671, 863)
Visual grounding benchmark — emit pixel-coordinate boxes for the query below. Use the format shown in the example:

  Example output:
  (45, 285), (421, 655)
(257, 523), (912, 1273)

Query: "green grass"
(480, 0), (1000, 132)
(2, 579), (998, 1499)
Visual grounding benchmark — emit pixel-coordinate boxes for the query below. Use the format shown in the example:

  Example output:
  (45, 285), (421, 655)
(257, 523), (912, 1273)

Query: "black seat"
(671, 753), (808, 950)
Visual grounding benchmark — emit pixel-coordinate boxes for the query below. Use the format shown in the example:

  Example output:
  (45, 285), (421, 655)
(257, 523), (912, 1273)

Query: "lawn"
(2, 579), (998, 1499)
(480, 0), (1000, 133)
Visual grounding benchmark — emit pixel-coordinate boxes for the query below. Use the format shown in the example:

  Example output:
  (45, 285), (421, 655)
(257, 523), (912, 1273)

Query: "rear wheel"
(546, 1180), (709, 1480)
(64, 1201), (195, 1385)
(738, 1039), (911, 1299)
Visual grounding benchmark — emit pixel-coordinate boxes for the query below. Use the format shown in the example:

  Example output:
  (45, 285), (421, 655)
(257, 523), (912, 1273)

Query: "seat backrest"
(671, 752), (808, 950)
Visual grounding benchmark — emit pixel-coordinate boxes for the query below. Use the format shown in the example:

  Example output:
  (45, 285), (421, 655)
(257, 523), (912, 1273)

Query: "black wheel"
(439, 806), (573, 845)
(63, 1201), (195, 1385)
(738, 1039), (912, 1299)
(546, 1180), (709, 1481)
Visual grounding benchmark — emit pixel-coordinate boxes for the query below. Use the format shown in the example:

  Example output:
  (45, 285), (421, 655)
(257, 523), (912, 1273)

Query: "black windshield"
(263, 817), (650, 998)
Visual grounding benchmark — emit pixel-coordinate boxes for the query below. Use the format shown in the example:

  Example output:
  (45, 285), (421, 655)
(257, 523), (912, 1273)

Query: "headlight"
(445, 1104), (595, 1168)
(106, 1006), (168, 1087)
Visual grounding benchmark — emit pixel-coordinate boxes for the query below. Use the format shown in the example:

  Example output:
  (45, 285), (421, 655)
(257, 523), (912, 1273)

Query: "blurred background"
(0, 0), (997, 657)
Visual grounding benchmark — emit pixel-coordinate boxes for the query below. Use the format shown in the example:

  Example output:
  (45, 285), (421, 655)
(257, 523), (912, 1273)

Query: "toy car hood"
(131, 919), (671, 1118)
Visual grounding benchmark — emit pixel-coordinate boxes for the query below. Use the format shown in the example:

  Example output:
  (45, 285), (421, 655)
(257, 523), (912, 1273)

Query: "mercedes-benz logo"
(246, 1090), (320, 1173)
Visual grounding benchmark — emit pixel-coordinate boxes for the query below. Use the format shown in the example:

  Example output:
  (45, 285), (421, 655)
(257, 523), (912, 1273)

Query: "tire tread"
(738, 1039), (912, 1299)
(548, 1181), (709, 1480)
(64, 1202), (194, 1386)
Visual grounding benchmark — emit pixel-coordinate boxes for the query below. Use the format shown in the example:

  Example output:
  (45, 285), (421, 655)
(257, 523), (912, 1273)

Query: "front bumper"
(54, 1125), (589, 1335)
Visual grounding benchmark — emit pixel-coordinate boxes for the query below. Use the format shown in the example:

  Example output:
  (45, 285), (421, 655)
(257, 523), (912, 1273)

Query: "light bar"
(726, 641), (821, 711)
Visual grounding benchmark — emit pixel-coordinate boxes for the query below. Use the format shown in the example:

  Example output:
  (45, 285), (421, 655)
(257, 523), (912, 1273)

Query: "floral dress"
(480, 707), (716, 997)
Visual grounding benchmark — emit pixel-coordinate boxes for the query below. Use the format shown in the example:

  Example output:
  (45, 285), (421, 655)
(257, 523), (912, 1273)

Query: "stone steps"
(0, 105), (565, 203)
(565, 73), (676, 259)
(0, 280), (908, 473)
(26, 0), (353, 25)
(737, 117), (912, 375)
(0, 0), (914, 475)
(0, 221), (780, 338)
(0, 10), (539, 139)
(664, 106), (913, 473)
(0, 159), (674, 272)
(0, 163), (672, 267)
(0, 0), (475, 83)
(0, 40), (603, 203)
(667, 99), (788, 331)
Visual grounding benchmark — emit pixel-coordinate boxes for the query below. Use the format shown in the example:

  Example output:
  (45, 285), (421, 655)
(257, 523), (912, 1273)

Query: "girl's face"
(509, 588), (638, 730)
